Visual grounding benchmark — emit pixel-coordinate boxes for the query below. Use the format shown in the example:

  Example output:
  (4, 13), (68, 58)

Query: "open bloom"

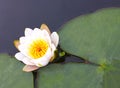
(14, 24), (59, 72)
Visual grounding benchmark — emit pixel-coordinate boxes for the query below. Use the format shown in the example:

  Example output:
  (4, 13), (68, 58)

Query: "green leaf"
(59, 8), (120, 65)
(38, 59), (120, 88)
(38, 63), (103, 88)
(0, 54), (33, 88)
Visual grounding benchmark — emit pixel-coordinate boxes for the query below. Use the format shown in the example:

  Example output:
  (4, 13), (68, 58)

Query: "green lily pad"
(59, 8), (120, 65)
(38, 59), (120, 88)
(0, 54), (33, 88)
(38, 63), (103, 88)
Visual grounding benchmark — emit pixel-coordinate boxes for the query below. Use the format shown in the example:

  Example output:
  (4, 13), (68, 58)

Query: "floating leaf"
(59, 8), (120, 65)
(38, 63), (103, 88)
(0, 54), (33, 88)
(38, 59), (120, 88)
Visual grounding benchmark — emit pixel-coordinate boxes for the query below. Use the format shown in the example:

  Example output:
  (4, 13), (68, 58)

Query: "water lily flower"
(14, 24), (59, 72)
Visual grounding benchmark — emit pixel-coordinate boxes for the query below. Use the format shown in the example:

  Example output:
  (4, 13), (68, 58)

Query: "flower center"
(28, 39), (49, 59)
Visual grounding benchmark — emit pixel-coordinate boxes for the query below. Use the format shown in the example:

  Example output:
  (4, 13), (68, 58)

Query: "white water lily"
(14, 24), (59, 72)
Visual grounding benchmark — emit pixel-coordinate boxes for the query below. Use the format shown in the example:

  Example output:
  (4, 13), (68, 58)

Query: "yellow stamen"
(28, 39), (48, 59)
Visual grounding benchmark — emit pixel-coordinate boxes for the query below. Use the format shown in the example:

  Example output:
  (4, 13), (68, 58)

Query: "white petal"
(19, 36), (26, 44)
(33, 28), (41, 34)
(43, 30), (50, 37)
(15, 52), (24, 61)
(51, 32), (59, 47)
(15, 52), (34, 65)
(42, 30), (51, 44)
(49, 44), (56, 62)
(22, 57), (34, 65)
(51, 43), (56, 56)
(18, 44), (28, 56)
(32, 28), (45, 39)
(25, 28), (33, 36)
(23, 65), (39, 72)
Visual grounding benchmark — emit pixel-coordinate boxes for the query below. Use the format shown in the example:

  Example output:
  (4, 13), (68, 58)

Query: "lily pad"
(0, 54), (33, 88)
(38, 63), (103, 88)
(59, 8), (120, 65)
(38, 59), (120, 88)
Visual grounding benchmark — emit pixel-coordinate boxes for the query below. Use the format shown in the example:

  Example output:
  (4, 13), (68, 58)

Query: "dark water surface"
(0, 0), (120, 55)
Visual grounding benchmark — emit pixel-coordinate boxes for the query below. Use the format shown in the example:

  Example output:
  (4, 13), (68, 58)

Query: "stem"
(32, 71), (38, 88)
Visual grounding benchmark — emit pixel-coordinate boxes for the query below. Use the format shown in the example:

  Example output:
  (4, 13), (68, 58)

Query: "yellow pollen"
(28, 39), (49, 59)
